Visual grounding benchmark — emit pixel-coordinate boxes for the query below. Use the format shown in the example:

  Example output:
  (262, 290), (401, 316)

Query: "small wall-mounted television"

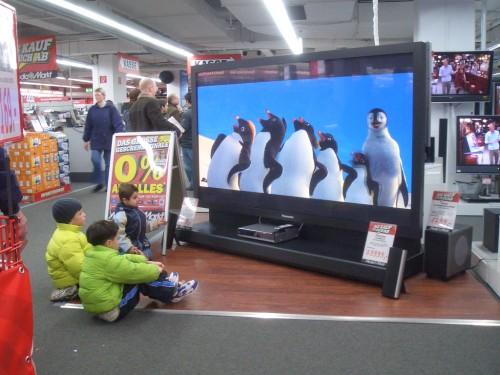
(456, 115), (500, 174)
(431, 51), (493, 103)
(192, 42), (430, 241)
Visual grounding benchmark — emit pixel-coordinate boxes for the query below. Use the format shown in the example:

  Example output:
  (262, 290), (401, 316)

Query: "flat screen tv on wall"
(192, 42), (430, 241)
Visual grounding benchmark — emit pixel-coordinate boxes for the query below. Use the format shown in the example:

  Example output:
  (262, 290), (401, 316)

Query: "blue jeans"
(91, 149), (111, 186)
(181, 146), (193, 188)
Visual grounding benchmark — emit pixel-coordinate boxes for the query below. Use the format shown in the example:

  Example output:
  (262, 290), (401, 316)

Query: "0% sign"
(114, 154), (166, 183)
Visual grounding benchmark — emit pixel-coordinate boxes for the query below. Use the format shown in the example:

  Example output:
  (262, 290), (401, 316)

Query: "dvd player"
(461, 194), (500, 203)
(237, 223), (300, 243)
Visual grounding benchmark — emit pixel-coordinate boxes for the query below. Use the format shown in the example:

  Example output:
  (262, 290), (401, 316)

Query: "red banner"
(117, 53), (140, 75)
(105, 132), (174, 222)
(187, 53), (241, 75)
(0, 1), (23, 145)
(18, 35), (57, 80)
(0, 264), (35, 375)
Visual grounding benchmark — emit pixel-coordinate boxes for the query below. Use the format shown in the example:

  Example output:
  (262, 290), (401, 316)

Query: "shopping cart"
(0, 215), (23, 271)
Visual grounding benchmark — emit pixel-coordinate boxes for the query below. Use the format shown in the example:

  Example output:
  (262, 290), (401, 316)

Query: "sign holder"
(105, 131), (187, 256)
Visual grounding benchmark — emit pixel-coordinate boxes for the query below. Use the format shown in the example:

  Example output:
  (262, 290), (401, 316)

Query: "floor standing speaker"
(425, 224), (472, 280)
(438, 119), (447, 183)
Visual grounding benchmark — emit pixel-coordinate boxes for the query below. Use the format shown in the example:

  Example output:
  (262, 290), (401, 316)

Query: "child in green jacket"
(79, 220), (198, 322)
(46, 198), (90, 302)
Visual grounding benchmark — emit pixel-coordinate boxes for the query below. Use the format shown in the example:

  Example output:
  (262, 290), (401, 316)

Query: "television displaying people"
(458, 117), (500, 166)
(432, 53), (492, 96)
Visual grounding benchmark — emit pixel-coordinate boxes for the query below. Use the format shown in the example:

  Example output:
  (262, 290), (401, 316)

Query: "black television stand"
(176, 210), (424, 285)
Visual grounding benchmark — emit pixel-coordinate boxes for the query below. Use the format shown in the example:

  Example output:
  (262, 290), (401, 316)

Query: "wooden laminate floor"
(149, 244), (500, 320)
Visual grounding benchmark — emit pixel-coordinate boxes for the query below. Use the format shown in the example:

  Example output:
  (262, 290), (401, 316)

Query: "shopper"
(83, 88), (124, 192)
(180, 92), (193, 188)
(453, 66), (468, 94)
(0, 147), (28, 247)
(439, 58), (453, 95)
(121, 88), (141, 132)
(128, 78), (181, 136)
(79, 220), (199, 322)
(166, 93), (182, 124)
(485, 122), (500, 165)
(113, 183), (165, 260)
(46, 198), (90, 302)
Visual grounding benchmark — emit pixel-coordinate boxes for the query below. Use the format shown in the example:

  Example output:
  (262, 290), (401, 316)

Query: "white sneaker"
(97, 307), (120, 322)
(50, 285), (78, 302)
(167, 272), (179, 284)
(171, 280), (199, 303)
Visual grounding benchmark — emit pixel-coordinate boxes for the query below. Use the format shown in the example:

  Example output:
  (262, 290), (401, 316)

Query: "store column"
(92, 54), (128, 104)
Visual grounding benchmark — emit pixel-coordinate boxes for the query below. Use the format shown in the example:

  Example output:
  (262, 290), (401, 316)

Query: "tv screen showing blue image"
(196, 55), (414, 209)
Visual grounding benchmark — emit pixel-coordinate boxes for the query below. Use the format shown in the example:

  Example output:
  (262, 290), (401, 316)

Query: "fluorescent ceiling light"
(126, 73), (162, 83)
(57, 58), (94, 70)
(21, 81), (81, 89)
(126, 85), (137, 89)
(493, 73), (500, 76)
(488, 43), (500, 51)
(41, 0), (194, 58)
(56, 77), (93, 84)
(261, 0), (303, 54)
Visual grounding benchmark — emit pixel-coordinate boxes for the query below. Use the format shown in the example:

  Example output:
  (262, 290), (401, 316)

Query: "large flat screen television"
(456, 115), (500, 173)
(431, 51), (493, 102)
(192, 42), (429, 240)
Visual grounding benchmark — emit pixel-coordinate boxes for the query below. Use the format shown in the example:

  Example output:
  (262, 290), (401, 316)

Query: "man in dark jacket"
(180, 92), (193, 188)
(83, 88), (124, 192)
(129, 78), (180, 137)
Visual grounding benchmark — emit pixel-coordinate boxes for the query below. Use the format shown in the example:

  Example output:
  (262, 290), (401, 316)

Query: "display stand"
(177, 210), (424, 285)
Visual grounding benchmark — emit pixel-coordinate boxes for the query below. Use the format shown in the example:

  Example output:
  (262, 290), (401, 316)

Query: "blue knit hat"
(52, 198), (82, 224)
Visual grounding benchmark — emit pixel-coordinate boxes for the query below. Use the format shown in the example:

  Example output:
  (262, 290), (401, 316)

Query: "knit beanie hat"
(52, 198), (82, 224)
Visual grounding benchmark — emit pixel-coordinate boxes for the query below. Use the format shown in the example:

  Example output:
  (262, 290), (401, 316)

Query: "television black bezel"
(431, 50), (494, 103)
(456, 115), (500, 174)
(191, 42), (430, 240)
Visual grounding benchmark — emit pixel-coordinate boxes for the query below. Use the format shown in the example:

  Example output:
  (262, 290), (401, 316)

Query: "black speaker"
(159, 71), (174, 84)
(438, 119), (447, 183)
(166, 211), (179, 249)
(425, 224), (472, 280)
(382, 247), (407, 299)
(425, 137), (435, 163)
(483, 208), (500, 253)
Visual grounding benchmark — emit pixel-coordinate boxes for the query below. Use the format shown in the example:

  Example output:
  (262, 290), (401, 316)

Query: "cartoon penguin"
(344, 152), (378, 205)
(240, 111), (286, 193)
(271, 118), (319, 198)
(362, 108), (408, 207)
(207, 117), (256, 190)
(310, 131), (356, 201)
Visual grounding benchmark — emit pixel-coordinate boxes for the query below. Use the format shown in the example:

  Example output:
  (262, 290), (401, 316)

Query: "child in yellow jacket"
(45, 198), (91, 302)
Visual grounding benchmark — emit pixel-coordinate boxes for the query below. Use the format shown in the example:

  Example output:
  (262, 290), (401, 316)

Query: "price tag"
(362, 222), (397, 266)
(428, 191), (460, 231)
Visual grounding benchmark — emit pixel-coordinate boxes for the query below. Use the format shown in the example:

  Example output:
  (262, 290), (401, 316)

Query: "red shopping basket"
(0, 215), (36, 375)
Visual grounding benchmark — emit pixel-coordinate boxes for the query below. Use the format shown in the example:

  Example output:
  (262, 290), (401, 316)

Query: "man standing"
(485, 122), (500, 165)
(129, 78), (180, 136)
(439, 58), (453, 95)
(180, 92), (193, 188)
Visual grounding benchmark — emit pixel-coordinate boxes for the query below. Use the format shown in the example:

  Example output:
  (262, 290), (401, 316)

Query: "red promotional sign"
(105, 132), (175, 222)
(99, 75), (107, 84)
(187, 53), (241, 75)
(18, 34), (57, 81)
(117, 53), (140, 74)
(362, 221), (398, 265)
(0, 1), (23, 145)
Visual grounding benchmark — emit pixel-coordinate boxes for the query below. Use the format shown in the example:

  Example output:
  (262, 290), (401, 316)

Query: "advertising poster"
(427, 191), (460, 231)
(18, 34), (58, 80)
(117, 53), (140, 75)
(362, 222), (398, 266)
(105, 132), (175, 223)
(0, 1), (23, 145)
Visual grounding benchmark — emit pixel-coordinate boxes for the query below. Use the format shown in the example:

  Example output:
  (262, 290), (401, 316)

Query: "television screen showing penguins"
(197, 64), (413, 209)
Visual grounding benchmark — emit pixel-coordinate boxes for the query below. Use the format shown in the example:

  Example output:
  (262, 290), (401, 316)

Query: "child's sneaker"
(97, 307), (120, 322)
(171, 280), (199, 303)
(50, 285), (78, 302)
(167, 272), (179, 284)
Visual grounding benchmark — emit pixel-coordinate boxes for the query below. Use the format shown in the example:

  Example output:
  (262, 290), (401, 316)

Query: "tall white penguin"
(271, 118), (318, 198)
(207, 117), (255, 190)
(362, 108), (408, 207)
(240, 111), (286, 193)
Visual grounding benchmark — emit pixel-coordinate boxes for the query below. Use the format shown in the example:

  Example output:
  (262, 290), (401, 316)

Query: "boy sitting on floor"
(79, 220), (198, 322)
(46, 198), (90, 302)
(113, 183), (164, 259)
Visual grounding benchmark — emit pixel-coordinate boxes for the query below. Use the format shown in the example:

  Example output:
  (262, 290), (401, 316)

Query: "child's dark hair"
(86, 220), (119, 246)
(119, 183), (138, 201)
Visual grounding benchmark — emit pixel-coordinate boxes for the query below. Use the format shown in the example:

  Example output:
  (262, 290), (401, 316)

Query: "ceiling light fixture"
(20, 81), (81, 89)
(126, 74), (162, 83)
(40, 0), (194, 58)
(57, 58), (94, 70)
(488, 43), (500, 51)
(56, 77), (93, 84)
(261, 0), (303, 54)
